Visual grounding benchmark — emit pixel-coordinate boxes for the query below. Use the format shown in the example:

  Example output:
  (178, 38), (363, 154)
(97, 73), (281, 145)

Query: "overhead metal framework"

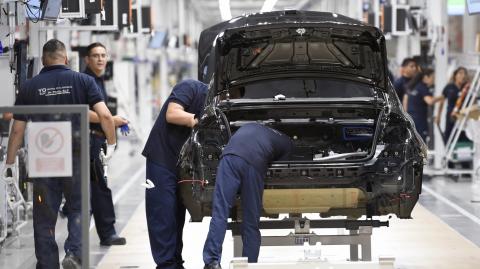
(190, 0), (313, 27)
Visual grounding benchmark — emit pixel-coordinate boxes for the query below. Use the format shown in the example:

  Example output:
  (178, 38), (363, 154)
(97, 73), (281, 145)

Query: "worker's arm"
(92, 102), (116, 145)
(424, 95), (443, 106)
(435, 97), (445, 124)
(403, 95), (408, 111)
(2, 112), (13, 121)
(89, 110), (99, 122)
(436, 97), (445, 115)
(89, 110), (128, 127)
(165, 102), (197, 128)
(6, 120), (26, 164)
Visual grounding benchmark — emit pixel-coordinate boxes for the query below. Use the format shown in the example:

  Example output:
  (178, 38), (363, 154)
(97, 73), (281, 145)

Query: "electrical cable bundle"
(22, 0), (41, 23)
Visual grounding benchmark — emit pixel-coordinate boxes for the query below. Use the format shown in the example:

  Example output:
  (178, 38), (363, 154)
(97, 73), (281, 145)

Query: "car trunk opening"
(220, 101), (383, 163)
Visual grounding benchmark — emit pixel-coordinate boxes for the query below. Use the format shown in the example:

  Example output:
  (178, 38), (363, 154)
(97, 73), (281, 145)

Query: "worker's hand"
(113, 116), (129, 127)
(450, 111), (459, 119)
(1, 163), (16, 184)
(190, 117), (199, 128)
(100, 143), (116, 164)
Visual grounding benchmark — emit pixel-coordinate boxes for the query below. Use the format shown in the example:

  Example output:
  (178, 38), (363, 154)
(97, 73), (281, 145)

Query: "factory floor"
(1, 140), (480, 268)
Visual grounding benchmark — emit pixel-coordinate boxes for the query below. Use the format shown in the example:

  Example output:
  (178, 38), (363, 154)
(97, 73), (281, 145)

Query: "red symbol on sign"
(35, 127), (64, 155)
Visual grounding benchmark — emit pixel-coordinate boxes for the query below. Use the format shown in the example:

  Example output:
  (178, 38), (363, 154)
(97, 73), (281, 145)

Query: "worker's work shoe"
(61, 253), (81, 269)
(100, 234), (127, 246)
(204, 261), (222, 269)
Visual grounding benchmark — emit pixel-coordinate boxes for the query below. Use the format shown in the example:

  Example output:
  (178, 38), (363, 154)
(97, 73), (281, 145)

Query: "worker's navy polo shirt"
(83, 67), (108, 132)
(407, 81), (432, 121)
(221, 123), (293, 175)
(142, 79), (208, 170)
(14, 65), (104, 121)
(442, 83), (461, 117)
(393, 76), (411, 102)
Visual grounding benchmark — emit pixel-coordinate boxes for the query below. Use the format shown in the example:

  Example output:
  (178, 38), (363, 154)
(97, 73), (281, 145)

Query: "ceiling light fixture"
(260, 0), (278, 13)
(219, 0), (232, 21)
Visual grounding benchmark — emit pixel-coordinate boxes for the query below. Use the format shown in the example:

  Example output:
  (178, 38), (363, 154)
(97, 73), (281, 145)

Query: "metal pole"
(427, 0), (448, 169)
(7, 1), (15, 67)
(373, 0), (380, 28)
(80, 106), (90, 269)
(178, 0), (185, 48)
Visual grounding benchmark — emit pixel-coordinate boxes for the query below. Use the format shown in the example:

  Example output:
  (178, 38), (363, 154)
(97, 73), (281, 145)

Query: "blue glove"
(120, 124), (130, 136)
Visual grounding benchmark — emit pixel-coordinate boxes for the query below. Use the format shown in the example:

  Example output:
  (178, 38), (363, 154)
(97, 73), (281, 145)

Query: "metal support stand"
(6, 177), (29, 235)
(1, 158), (30, 240)
(229, 218), (388, 262)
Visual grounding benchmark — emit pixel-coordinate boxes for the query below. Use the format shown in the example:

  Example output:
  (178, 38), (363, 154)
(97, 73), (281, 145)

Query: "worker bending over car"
(203, 123), (293, 269)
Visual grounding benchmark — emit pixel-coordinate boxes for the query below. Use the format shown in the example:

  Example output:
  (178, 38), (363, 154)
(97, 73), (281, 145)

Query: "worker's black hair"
(42, 39), (66, 60)
(422, 68), (435, 77)
(407, 68), (434, 91)
(401, 57), (417, 67)
(86, 42), (106, 56)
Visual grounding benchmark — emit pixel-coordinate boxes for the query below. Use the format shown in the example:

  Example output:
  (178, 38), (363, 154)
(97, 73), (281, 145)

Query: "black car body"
(178, 10), (426, 222)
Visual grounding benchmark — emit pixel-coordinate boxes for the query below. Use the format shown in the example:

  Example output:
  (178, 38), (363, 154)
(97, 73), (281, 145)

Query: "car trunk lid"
(214, 23), (388, 93)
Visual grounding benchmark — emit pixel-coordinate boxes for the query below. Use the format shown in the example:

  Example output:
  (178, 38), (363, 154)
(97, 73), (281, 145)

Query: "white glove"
(2, 164), (16, 184)
(100, 143), (116, 164)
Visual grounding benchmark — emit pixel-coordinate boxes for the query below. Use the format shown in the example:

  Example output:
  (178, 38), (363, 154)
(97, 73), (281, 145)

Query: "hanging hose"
(216, 108), (231, 139)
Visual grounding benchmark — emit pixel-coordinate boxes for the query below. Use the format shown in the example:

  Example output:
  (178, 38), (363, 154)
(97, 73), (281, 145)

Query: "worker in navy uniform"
(404, 68), (442, 142)
(393, 58), (418, 103)
(436, 67), (468, 142)
(142, 79), (208, 269)
(83, 42), (128, 246)
(1, 39), (116, 269)
(203, 123), (293, 269)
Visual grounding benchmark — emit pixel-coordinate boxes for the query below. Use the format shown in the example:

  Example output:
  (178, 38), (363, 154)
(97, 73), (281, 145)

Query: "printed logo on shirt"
(38, 86), (72, 97)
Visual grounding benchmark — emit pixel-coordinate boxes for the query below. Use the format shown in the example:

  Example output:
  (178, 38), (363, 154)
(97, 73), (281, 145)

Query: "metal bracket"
(294, 218), (310, 234)
(229, 256), (396, 268)
(229, 217), (388, 262)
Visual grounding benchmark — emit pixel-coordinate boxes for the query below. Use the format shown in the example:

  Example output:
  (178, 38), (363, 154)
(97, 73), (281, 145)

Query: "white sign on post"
(27, 122), (73, 177)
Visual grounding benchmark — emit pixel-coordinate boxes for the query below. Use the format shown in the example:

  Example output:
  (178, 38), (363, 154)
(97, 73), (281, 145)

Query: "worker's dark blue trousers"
(411, 114), (428, 142)
(90, 135), (116, 241)
(203, 155), (264, 264)
(444, 116), (455, 143)
(33, 177), (81, 269)
(145, 160), (186, 269)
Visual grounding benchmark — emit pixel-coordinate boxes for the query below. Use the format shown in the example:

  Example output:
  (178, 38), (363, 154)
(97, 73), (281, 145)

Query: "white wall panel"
(0, 57), (15, 106)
